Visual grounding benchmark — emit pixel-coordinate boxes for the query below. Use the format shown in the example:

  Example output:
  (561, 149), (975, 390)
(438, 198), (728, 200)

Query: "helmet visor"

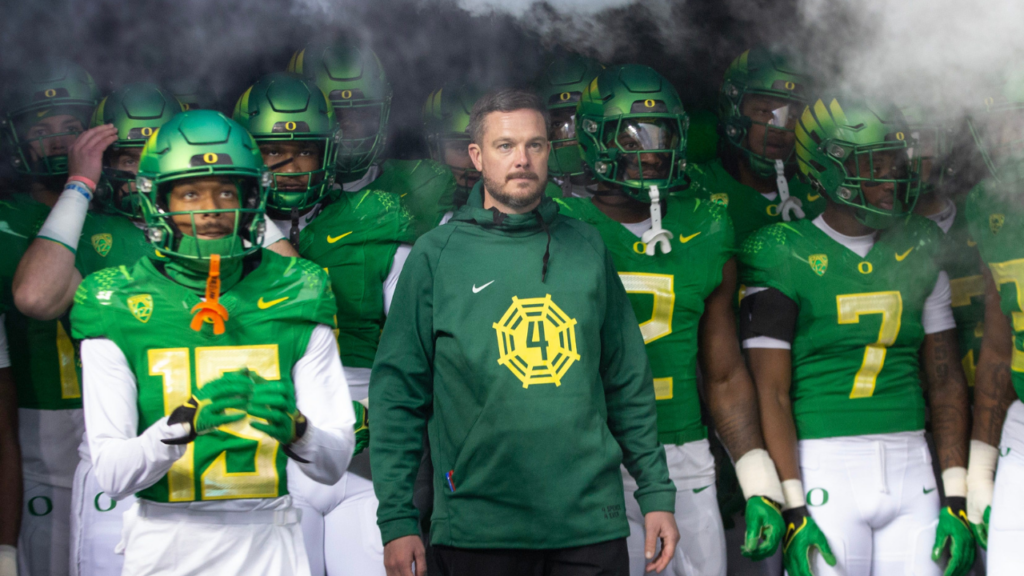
(604, 117), (681, 182)
(742, 96), (802, 162)
(549, 108), (577, 146)
(841, 144), (920, 220)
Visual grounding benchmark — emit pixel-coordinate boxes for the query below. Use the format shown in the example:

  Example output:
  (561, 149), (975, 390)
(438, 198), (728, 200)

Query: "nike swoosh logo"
(923, 487), (937, 494)
(472, 280), (495, 294)
(693, 485), (711, 494)
(895, 248), (913, 261)
(967, 239), (978, 247)
(257, 296), (289, 309)
(36, 110), (49, 118)
(0, 221), (27, 239)
(807, 193), (821, 202)
(679, 232), (701, 243)
(327, 231), (353, 243)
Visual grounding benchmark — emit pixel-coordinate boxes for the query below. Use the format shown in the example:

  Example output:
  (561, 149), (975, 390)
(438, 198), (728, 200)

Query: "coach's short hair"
(468, 88), (550, 145)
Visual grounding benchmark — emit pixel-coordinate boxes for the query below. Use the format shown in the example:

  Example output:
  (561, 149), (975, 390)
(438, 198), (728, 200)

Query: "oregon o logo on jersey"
(127, 294), (154, 323)
(493, 294), (580, 388)
(808, 254), (828, 276)
(91, 233), (112, 257)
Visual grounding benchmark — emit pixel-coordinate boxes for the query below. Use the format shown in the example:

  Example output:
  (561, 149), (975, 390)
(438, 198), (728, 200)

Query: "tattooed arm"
(972, 267), (1017, 447)
(700, 258), (765, 458)
(923, 328), (972, 469)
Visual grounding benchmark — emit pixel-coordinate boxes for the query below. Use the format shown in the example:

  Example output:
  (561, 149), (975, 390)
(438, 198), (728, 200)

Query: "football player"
(557, 63), (786, 576)
(423, 82), (486, 207)
(963, 68), (1024, 575)
(741, 95), (975, 576)
(288, 38), (456, 237)
(534, 51), (604, 198)
(686, 47), (824, 244)
(71, 109), (355, 575)
(234, 72), (411, 576)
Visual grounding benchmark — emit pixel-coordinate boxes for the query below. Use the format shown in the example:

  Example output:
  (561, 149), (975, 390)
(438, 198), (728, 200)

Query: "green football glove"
(742, 496), (785, 561)
(932, 497), (976, 576)
(972, 506), (990, 550)
(246, 380), (307, 446)
(162, 371), (253, 444)
(782, 506), (836, 576)
(353, 401), (369, 456)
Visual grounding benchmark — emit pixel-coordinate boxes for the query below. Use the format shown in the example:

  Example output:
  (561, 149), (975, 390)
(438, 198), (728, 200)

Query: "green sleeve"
(369, 236), (439, 545)
(294, 257), (338, 326)
(70, 272), (108, 340)
(598, 248), (675, 515)
(738, 225), (797, 301)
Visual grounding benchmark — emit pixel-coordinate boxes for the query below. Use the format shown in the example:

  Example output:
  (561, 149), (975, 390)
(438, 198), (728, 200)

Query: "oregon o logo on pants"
(28, 496), (53, 516)
(94, 492), (116, 512)
(806, 488), (829, 507)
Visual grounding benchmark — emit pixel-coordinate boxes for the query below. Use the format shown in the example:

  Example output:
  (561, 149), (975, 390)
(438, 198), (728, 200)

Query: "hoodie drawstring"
(534, 211), (551, 283)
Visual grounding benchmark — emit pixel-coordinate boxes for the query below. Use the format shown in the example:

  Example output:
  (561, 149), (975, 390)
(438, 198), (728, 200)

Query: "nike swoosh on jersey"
(257, 296), (289, 309)
(923, 487), (937, 494)
(327, 231), (354, 243)
(806, 193), (822, 202)
(679, 232), (701, 243)
(895, 248), (913, 261)
(472, 280), (495, 293)
(967, 238), (978, 247)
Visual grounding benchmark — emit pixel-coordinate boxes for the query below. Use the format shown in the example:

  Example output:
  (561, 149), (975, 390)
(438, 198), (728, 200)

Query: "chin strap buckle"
(776, 159), (805, 222)
(641, 185), (673, 256)
(190, 253), (229, 335)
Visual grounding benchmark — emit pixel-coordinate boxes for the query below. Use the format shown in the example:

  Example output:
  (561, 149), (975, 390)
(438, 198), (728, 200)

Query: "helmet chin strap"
(775, 159), (805, 222)
(641, 185), (673, 256)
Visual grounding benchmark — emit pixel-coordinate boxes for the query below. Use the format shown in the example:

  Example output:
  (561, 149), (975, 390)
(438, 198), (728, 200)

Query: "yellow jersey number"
(619, 272), (675, 400)
(836, 291), (903, 398)
(149, 345), (281, 502)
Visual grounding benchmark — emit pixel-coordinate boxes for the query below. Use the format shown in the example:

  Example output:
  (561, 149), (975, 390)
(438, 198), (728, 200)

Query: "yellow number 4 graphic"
(836, 291), (903, 398)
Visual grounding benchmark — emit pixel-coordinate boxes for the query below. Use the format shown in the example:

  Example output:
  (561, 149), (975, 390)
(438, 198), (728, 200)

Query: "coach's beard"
(484, 170), (544, 210)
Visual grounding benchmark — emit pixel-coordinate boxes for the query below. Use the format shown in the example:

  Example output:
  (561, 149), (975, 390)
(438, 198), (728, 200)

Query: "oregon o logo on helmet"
(895, 132), (905, 141)
(203, 152), (218, 164)
(341, 90), (353, 99)
(985, 97), (995, 108)
(766, 204), (779, 217)
(560, 92), (571, 102)
(183, 103), (191, 111)
(633, 241), (647, 254)
(285, 121), (297, 131)
(644, 99), (656, 108)
(141, 127), (153, 136)
(784, 81), (796, 90)
(858, 261), (873, 274)
(44, 88), (57, 98)
(806, 488), (829, 507)
(94, 492), (116, 512)
(28, 496), (53, 516)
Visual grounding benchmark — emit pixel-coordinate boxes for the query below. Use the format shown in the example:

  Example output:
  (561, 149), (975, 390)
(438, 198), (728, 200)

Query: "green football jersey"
(740, 216), (944, 439)
(940, 202), (985, 390)
(0, 194), (150, 410)
(71, 252), (336, 503)
(556, 196), (735, 445)
(684, 158), (825, 244)
(363, 158), (455, 238)
(965, 178), (1024, 400)
(299, 189), (415, 369)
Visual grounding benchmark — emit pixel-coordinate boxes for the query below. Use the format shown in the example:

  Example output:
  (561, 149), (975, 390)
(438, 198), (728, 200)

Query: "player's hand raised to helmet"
(67, 123), (118, 186)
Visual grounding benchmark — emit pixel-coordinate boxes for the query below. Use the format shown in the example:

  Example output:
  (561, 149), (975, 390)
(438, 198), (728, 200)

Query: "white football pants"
(69, 458), (135, 576)
(987, 400), (1024, 575)
(623, 439), (725, 576)
(19, 478), (71, 576)
(798, 431), (941, 576)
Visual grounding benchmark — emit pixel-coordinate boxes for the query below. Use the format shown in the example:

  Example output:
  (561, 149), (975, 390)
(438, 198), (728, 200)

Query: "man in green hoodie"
(370, 88), (678, 576)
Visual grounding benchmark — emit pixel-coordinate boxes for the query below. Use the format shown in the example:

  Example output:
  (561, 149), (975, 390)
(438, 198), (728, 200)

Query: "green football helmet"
(796, 95), (921, 229)
(967, 67), (1024, 179)
(233, 73), (340, 212)
(422, 82), (485, 190)
(897, 103), (957, 195)
(576, 64), (689, 201)
(288, 40), (391, 181)
(536, 53), (604, 179)
(2, 59), (99, 177)
(91, 83), (185, 218)
(136, 110), (270, 262)
(718, 47), (810, 178)
(167, 78), (217, 111)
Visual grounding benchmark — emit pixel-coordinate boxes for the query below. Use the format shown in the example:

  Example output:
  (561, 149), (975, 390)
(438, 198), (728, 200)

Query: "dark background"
(0, 0), (820, 158)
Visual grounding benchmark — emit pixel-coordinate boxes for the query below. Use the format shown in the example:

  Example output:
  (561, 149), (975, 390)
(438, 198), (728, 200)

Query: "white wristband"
(734, 448), (785, 504)
(941, 466), (967, 498)
(0, 544), (16, 576)
(37, 185), (91, 253)
(967, 440), (999, 523)
(781, 478), (806, 511)
(261, 218), (285, 247)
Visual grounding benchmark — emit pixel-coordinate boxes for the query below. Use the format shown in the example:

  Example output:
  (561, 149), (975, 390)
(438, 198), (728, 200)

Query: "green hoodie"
(370, 182), (674, 549)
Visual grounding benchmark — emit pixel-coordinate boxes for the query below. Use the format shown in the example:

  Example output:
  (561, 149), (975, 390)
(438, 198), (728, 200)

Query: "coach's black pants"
(433, 537), (628, 576)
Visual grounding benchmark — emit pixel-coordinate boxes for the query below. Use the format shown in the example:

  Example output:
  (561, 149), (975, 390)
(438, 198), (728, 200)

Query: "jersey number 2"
(149, 345), (281, 502)
(836, 291), (903, 398)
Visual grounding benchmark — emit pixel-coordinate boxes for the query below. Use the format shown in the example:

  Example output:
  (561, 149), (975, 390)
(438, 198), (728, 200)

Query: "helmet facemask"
(584, 112), (688, 200)
(825, 139), (922, 229)
(8, 108), (91, 177)
(260, 137), (338, 213)
(723, 90), (804, 178)
(968, 101), (1024, 179)
(331, 93), (391, 179)
(547, 102), (586, 179)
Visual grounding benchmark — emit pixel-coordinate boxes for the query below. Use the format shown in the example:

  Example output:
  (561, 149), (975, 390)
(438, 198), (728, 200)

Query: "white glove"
(0, 544), (16, 576)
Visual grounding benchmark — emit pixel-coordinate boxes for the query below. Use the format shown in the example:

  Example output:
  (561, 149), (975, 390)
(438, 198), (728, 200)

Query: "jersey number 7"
(836, 291), (903, 398)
